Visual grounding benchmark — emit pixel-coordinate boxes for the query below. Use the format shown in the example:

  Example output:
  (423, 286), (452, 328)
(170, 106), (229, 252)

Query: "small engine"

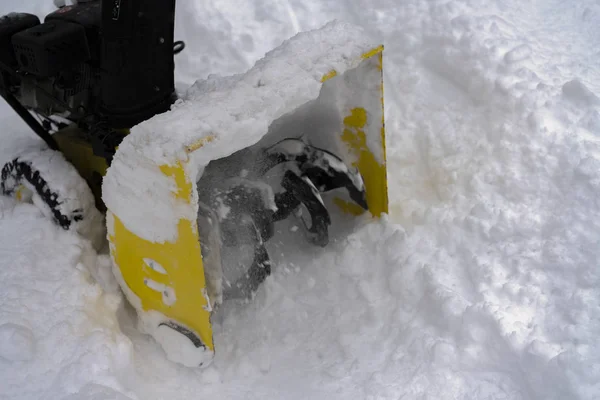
(0, 0), (179, 131)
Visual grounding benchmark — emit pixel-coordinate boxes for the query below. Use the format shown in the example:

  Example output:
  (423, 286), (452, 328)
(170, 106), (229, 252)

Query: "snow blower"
(0, 0), (387, 367)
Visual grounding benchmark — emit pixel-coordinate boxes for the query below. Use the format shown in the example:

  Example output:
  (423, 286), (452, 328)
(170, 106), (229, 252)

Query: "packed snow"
(1, 0), (600, 399)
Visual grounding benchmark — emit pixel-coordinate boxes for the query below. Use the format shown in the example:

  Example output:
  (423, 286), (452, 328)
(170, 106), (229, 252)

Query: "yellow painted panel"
(361, 45), (384, 61)
(336, 46), (388, 217)
(321, 69), (338, 82)
(108, 161), (213, 351)
(186, 135), (216, 153)
(159, 162), (194, 201)
(340, 107), (388, 217)
(53, 125), (109, 209)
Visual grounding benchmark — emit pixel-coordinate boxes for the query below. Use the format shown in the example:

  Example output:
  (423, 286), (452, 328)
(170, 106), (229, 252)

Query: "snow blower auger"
(0, 0), (387, 368)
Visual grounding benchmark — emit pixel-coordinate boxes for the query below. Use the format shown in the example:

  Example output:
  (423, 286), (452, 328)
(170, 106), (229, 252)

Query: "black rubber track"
(1, 158), (83, 230)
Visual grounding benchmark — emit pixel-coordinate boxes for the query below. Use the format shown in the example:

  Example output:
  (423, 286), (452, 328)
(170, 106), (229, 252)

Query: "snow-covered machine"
(0, 0), (387, 367)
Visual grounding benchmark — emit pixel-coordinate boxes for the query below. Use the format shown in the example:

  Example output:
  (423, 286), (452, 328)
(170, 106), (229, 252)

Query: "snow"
(562, 79), (600, 107)
(0, 323), (36, 362)
(1, 145), (106, 251)
(0, 0), (599, 399)
(0, 197), (132, 398)
(153, 321), (211, 368)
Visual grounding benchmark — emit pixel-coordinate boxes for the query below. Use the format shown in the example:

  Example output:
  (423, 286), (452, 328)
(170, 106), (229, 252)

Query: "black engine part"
(12, 20), (90, 77)
(98, 0), (177, 128)
(0, 0), (181, 153)
(0, 13), (41, 69)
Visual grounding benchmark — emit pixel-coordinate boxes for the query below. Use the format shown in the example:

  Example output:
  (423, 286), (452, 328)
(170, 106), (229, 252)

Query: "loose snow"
(1, 0), (600, 399)
(0, 323), (35, 362)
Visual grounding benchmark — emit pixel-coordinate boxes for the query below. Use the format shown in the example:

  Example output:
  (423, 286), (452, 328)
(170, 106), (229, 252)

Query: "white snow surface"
(1, 0), (600, 399)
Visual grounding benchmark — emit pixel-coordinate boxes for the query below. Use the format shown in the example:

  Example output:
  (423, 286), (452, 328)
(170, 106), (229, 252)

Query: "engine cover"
(45, 0), (102, 62)
(11, 20), (90, 77)
(0, 13), (40, 68)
